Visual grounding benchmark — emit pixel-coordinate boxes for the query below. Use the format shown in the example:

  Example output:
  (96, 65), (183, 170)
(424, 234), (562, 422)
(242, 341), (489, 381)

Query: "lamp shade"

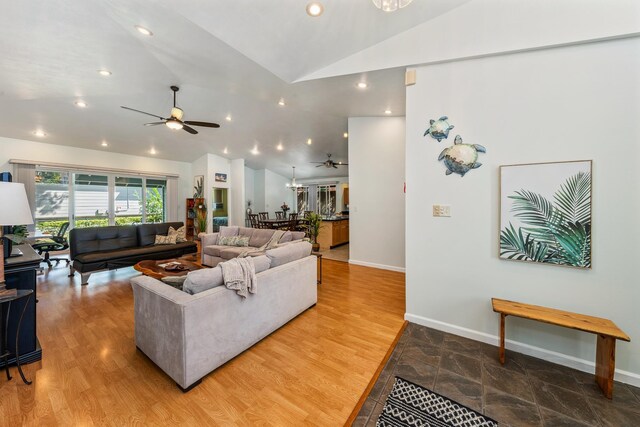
(0, 182), (34, 225)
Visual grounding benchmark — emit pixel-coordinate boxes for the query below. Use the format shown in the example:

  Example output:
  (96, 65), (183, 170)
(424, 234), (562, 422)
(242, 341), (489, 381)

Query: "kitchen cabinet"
(317, 218), (349, 250)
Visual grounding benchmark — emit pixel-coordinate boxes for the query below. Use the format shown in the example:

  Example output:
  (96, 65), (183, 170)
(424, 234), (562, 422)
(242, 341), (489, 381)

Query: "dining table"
(259, 218), (309, 230)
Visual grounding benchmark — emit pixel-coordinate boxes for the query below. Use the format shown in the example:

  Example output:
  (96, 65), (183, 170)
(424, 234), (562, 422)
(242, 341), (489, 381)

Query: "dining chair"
(275, 211), (285, 220)
(258, 212), (269, 221)
(248, 213), (261, 229)
(287, 212), (299, 231)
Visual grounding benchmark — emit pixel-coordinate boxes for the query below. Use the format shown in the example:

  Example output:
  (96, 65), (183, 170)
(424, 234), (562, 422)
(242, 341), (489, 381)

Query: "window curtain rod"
(9, 159), (179, 179)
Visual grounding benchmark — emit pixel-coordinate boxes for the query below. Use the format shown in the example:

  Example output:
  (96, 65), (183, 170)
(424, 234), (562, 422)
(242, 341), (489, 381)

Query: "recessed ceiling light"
(98, 70), (112, 76)
(101, 141), (108, 147)
(251, 147), (259, 155)
(307, 138), (313, 145)
(306, 2), (324, 17)
(278, 98), (286, 106)
(149, 148), (157, 155)
(75, 100), (87, 108)
(277, 143), (284, 151)
(343, 132), (348, 138)
(33, 130), (46, 137)
(225, 114), (232, 121)
(357, 82), (368, 89)
(135, 25), (153, 36)
(223, 147), (228, 154)
(384, 109), (392, 115)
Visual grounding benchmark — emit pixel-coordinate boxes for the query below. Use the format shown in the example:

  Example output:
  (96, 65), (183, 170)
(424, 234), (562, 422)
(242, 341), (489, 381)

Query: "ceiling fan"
(310, 153), (348, 168)
(120, 86), (220, 135)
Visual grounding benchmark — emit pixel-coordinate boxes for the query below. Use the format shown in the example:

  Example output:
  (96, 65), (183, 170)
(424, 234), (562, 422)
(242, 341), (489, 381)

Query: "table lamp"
(0, 182), (34, 297)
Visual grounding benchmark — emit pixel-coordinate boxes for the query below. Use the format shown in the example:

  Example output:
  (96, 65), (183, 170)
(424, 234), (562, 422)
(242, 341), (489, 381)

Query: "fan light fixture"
(165, 119), (183, 130)
(372, 0), (413, 12)
(286, 166), (302, 190)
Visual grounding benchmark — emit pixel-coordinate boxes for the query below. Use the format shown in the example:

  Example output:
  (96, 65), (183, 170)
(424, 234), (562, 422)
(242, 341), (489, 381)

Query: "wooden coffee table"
(134, 258), (205, 280)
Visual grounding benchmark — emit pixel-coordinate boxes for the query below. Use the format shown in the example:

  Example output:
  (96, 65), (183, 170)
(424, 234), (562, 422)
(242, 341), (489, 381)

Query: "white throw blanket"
(220, 257), (256, 298)
(238, 229), (285, 258)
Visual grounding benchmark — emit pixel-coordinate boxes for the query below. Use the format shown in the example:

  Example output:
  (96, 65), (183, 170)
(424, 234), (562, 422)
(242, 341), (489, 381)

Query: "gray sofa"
(200, 226), (306, 267)
(130, 240), (317, 391)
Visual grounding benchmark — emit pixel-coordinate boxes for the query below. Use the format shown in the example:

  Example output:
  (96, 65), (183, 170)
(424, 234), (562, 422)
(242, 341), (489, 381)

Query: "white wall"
(405, 38), (640, 385)
(244, 166), (255, 214)
(253, 169), (266, 213)
(0, 136), (191, 221)
(264, 169), (294, 215)
(348, 117), (405, 271)
(230, 159), (245, 226)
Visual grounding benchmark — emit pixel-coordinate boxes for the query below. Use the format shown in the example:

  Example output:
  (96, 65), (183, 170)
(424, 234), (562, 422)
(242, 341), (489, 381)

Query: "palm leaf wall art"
(499, 160), (592, 269)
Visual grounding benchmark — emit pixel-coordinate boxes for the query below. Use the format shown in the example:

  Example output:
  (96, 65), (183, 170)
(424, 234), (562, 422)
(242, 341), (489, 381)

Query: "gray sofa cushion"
(220, 247), (248, 260)
(238, 227), (254, 238)
(219, 226), (239, 239)
(203, 245), (226, 257)
(183, 266), (223, 295)
(291, 231), (306, 241)
(182, 255), (271, 295)
(249, 229), (275, 248)
(266, 241), (312, 268)
(278, 231), (293, 243)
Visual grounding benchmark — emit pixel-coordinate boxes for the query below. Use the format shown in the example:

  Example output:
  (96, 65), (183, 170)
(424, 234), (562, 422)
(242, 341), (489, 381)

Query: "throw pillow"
(155, 234), (177, 245)
(168, 226), (187, 243)
(218, 235), (250, 247)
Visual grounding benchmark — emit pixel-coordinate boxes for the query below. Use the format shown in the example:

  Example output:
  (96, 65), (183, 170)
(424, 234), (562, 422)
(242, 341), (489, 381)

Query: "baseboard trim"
(348, 259), (405, 273)
(405, 313), (640, 388)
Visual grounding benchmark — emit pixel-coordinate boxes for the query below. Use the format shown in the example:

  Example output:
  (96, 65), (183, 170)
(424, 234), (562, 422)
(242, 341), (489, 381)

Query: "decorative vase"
(246, 207), (252, 215)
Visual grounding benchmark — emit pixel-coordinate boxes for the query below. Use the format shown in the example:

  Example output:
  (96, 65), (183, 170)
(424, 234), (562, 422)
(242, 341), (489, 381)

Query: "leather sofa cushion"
(266, 241), (312, 268)
(249, 229), (275, 248)
(75, 241), (195, 263)
(70, 225), (137, 257)
(137, 222), (184, 247)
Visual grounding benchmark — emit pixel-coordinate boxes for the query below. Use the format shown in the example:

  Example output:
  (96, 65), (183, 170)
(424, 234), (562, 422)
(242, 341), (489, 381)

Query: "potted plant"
(280, 202), (290, 216)
(195, 203), (208, 239)
(306, 212), (322, 252)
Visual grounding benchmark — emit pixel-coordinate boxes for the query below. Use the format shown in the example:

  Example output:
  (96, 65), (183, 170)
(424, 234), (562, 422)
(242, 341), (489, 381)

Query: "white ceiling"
(0, 0), (468, 178)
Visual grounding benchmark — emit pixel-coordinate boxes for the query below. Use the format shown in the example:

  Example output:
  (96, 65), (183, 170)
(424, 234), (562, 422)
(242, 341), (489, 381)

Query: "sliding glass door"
(73, 174), (110, 228)
(34, 168), (168, 233)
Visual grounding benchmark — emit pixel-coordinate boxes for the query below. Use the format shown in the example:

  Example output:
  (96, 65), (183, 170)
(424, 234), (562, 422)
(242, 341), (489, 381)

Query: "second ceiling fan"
(121, 86), (220, 135)
(310, 153), (348, 168)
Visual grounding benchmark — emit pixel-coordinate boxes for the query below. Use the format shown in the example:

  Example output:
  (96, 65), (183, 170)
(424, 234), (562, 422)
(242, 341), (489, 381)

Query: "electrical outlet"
(432, 204), (451, 217)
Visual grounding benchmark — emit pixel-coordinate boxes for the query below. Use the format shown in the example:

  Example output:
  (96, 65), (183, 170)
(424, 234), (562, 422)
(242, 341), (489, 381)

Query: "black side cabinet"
(1, 244), (42, 367)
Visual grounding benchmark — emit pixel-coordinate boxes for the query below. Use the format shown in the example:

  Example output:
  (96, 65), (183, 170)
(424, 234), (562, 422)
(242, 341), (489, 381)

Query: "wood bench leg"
(499, 313), (506, 364)
(595, 334), (616, 399)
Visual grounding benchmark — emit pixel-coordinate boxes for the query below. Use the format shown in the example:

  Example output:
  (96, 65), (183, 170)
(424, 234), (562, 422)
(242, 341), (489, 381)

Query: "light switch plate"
(432, 204), (451, 217)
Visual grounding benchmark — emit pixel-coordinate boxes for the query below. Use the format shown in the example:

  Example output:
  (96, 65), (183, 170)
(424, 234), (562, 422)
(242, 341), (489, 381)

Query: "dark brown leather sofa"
(69, 222), (197, 285)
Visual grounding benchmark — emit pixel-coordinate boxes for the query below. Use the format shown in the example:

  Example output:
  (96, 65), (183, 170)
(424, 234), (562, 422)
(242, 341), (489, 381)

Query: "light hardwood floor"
(0, 259), (405, 426)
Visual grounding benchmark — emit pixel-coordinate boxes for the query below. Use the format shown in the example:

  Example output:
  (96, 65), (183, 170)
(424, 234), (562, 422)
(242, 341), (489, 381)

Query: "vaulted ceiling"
(0, 0), (470, 178)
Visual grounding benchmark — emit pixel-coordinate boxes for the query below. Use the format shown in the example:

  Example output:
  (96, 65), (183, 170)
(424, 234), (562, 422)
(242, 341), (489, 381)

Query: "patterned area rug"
(377, 377), (498, 427)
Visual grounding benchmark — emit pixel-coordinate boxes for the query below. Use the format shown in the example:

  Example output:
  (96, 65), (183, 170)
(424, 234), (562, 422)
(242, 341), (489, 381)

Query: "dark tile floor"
(353, 323), (640, 427)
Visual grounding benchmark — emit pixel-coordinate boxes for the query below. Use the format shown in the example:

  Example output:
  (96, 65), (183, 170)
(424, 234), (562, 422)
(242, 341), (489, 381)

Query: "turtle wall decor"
(423, 116), (454, 142)
(438, 135), (486, 177)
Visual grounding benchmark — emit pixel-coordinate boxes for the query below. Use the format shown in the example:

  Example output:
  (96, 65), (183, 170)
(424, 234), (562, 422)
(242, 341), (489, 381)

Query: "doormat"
(377, 377), (498, 427)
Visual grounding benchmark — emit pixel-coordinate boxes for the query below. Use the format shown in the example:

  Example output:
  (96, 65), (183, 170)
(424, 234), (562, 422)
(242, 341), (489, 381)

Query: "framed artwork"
(215, 173), (227, 183)
(193, 175), (204, 198)
(499, 160), (592, 269)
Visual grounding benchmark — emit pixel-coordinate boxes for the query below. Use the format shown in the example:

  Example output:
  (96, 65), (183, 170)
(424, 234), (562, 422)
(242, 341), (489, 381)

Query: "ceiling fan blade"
(144, 121), (166, 126)
(121, 106), (166, 120)
(333, 165), (338, 169)
(309, 162), (325, 164)
(184, 120), (220, 128)
(316, 164), (323, 167)
(182, 124), (198, 135)
(338, 163), (349, 166)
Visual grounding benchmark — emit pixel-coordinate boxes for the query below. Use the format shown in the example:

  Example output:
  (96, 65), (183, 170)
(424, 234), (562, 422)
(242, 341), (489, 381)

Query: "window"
(145, 179), (167, 223)
(296, 187), (309, 213)
(35, 170), (69, 235)
(34, 168), (169, 232)
(317, 185), (336, 215)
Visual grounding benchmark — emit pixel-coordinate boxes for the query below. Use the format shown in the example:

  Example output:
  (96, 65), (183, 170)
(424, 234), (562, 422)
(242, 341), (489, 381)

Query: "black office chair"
(32, 222), (70, 268)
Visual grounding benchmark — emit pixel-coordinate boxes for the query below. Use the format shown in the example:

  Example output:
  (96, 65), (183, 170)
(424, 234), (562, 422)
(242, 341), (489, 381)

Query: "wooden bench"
(491, 298), (630, 399)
